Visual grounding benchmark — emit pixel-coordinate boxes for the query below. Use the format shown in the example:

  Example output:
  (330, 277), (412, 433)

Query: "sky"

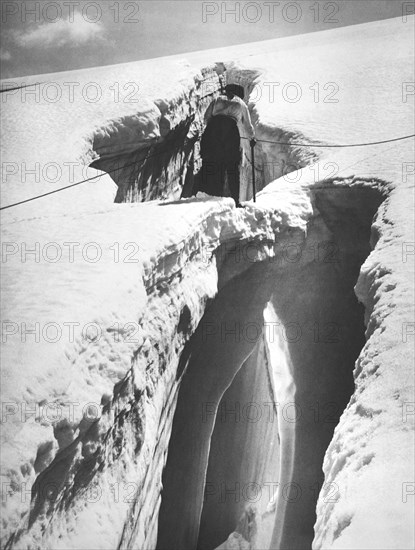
(0, 0), (413, 79)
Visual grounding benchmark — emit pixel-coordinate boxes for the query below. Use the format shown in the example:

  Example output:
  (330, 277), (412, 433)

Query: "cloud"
(0, 49), (12, 61)
(12, 12), (105, 48)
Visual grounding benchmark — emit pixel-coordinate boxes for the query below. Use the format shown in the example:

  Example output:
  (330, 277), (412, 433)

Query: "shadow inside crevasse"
(157, 182), (387, 550)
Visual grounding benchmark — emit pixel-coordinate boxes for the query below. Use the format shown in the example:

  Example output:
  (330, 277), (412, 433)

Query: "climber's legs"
(199, 115), (241, 201)
(199, 160), (224, 197)
(226, 158), (241, 206)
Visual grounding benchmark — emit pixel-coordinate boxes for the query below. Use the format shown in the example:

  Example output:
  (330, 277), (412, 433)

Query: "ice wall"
(89, 62), (315, 204)
(1, 15), (414, 550)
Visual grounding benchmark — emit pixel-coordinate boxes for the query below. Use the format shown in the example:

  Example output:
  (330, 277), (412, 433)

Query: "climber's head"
(225, 84), (244, 100)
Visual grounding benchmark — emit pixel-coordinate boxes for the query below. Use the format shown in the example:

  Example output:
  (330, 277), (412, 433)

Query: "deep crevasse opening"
(156, 181), (386, 550)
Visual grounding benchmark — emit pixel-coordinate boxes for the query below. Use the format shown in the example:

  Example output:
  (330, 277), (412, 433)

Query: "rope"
(0, 86), (220, 212)
(2, 129), (413, 211)
(0, 138), (196, 212)
(242, 133), (415, 148)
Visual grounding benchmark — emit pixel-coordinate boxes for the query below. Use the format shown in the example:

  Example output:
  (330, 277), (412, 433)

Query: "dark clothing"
(225, 83), (245, 100)
(199, 115), (242, 204)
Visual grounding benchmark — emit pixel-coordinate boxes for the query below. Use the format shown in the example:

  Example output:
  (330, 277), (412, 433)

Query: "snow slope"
(1, 15), (414, 550)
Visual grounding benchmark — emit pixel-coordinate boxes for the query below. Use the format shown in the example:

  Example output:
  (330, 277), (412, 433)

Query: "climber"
(199, 84), (256, 207)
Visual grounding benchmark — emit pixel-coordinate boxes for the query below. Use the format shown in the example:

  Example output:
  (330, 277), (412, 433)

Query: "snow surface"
(1, 15), (414, 550)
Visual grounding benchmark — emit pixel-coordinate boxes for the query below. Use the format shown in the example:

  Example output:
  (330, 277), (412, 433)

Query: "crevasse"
(2, 16), (414, 550)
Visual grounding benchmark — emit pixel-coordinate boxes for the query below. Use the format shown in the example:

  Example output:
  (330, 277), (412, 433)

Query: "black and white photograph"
(1, 1), (414, 549)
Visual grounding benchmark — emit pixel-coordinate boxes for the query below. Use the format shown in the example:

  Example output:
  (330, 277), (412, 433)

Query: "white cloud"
(0, 49), (12, 61)
(12, 12), (105, 48)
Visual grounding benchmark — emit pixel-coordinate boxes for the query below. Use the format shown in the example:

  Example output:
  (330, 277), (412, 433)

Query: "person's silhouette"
(199, 84), (256, 207)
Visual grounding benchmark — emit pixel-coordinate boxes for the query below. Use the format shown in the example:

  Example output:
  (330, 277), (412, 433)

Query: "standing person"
(199, 84), (256, 207)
